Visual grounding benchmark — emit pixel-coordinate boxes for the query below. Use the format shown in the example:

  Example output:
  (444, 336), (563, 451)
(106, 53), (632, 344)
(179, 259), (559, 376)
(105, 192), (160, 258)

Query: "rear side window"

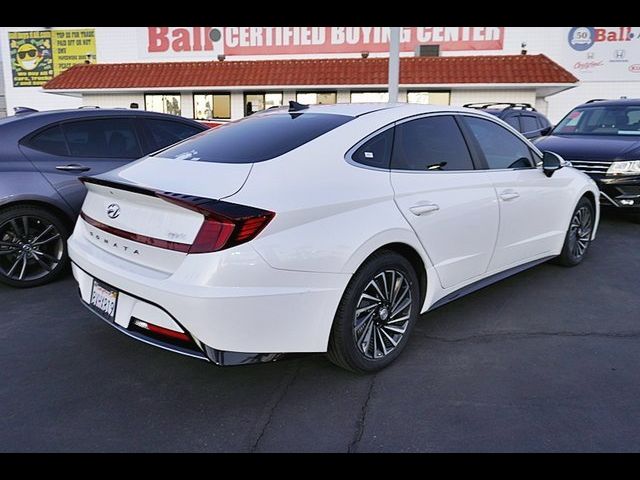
(26, 125), (68, 155)
(62, 118), (142, 158)
(156, 113), (352, 163)
(352, 129), (393, 169)
(521, 115), (539, 133)
(391, 115), (474, 171)
(504, 116), (520, 130)
(145, 119), (204, 151)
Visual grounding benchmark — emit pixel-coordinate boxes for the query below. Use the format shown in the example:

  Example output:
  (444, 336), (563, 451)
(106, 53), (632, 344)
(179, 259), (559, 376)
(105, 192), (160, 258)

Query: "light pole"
(388, 27), (400, 103)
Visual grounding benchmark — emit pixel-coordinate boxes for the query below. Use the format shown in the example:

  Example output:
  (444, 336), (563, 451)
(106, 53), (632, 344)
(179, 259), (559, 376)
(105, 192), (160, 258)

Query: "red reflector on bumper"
(132, 319), (191, 342)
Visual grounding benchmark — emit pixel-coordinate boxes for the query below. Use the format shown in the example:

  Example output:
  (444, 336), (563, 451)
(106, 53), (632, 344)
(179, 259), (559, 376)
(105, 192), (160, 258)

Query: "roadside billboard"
(140, 27), (505, 59)
(8, 29), (96, 87)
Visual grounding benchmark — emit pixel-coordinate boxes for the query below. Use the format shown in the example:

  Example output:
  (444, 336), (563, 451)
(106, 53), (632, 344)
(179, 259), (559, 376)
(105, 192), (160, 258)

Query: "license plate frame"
(89, 278), (119, 322)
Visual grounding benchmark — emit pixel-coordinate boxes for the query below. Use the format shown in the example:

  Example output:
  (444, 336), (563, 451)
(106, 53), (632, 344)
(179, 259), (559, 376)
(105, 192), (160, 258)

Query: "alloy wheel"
(353, 269), (412, 360)
(568, 206), (593, 259)
(0, 215), (64, 282)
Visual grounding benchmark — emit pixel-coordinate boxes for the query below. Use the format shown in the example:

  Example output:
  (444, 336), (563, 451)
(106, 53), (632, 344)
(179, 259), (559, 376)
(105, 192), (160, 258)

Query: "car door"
(20, 117), (144, 213)
(460, 115), (569, 272)
(390, 114), (500, 289)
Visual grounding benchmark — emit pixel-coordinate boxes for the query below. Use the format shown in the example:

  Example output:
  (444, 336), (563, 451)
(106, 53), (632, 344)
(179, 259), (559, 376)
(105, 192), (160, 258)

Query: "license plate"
(89, 279), (119, 321)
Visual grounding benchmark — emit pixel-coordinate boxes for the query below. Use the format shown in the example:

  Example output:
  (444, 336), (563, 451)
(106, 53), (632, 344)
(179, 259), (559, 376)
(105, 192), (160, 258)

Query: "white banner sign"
(563, 26), (640, 81)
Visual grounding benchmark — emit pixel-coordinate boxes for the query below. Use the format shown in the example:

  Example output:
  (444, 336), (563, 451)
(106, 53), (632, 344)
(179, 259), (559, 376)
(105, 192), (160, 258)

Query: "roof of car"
(578, 98), (640, 108)
(260, 102), (476, 118)
(1, 107), (197, 121)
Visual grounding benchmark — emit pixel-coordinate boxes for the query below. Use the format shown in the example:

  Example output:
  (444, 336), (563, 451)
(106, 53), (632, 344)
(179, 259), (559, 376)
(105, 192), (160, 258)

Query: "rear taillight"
(156, 192), (275, 254)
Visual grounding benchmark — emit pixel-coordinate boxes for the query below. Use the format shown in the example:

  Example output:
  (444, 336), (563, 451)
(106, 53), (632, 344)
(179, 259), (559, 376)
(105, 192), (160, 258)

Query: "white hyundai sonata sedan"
(68, 103), (599, 372)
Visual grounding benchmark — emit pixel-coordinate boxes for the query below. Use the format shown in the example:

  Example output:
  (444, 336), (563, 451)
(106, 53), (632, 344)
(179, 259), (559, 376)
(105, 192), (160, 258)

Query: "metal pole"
(388, 27), (400, 103)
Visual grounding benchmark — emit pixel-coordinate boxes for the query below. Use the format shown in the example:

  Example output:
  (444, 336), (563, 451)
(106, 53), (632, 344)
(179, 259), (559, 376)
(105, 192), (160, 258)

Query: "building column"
(230, 91), (245, 120)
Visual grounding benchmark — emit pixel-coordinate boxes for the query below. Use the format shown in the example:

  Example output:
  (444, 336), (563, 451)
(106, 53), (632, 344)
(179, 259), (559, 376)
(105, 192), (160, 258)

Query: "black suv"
(463, 103), (552, 140)
(535, 98), (640, 222)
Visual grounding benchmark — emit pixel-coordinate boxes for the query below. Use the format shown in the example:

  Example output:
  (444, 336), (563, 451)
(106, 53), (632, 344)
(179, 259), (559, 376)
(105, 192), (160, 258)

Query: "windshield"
(554, 105), (640, 136)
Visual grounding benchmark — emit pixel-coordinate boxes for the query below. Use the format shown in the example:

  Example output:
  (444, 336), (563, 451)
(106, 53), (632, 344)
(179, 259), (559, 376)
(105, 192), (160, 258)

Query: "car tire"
(327, 250), (421, 373)
(554, 197), (594, 267)
(0, 205), (70, 288)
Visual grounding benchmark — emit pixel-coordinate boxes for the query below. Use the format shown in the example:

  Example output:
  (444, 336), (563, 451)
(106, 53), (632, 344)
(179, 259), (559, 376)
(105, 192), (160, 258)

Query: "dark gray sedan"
(0, 108), (207, 287)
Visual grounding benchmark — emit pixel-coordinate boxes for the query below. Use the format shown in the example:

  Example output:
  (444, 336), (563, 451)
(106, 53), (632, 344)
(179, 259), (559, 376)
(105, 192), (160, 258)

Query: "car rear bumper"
(68, 220), (351, 361)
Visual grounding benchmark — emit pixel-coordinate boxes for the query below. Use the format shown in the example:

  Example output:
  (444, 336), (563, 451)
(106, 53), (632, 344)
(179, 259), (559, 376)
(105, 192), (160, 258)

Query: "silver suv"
(0, 108), (206, 287)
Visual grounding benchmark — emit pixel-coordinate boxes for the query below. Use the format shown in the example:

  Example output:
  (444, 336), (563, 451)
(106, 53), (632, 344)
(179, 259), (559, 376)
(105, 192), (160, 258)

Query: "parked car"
(0, 107), (207, 287)
(68, 102), (599, 373)
(463, 103), (552, 140)
(534, 98), (640, 222)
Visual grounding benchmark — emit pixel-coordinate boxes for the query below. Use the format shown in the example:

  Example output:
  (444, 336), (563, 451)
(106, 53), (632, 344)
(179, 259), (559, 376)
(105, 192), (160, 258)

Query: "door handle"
(499, 190), (520, 201)
(56, 164), (91, 172)
(409, 203), (440, 216)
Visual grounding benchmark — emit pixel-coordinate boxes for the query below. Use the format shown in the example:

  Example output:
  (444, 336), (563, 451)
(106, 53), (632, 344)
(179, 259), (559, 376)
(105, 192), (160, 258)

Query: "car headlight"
(607, 160), (640, 176)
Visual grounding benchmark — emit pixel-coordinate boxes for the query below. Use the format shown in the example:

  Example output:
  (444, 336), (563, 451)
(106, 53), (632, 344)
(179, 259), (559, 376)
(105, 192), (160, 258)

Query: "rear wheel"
(0, 206), (69, 288)
(555, 197), (594, 267)
(327, 250), (420, 373)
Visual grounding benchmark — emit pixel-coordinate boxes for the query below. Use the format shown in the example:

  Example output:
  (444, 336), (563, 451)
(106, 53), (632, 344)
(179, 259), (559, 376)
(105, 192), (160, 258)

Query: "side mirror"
(540, 126), (552, 136)
(542, 151), (563, 177)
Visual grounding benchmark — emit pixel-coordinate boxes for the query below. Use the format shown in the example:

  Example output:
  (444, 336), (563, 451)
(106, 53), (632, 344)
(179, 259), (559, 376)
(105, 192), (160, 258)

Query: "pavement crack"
(414, 330), (640, 343)
(348, 374), (376, 453)
(250, 361), (300, 453)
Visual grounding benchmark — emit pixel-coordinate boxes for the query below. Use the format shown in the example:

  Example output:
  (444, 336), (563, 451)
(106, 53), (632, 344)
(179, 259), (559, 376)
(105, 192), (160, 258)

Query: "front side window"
(350, 91), (389, 103)
(61, 118), (142, 158)
(145, 119), (204, 151)
(193, 93), (231, 119)
(245, 92), (283, 116)
(554, 105), (640, 136)
(155, 112), (352, 163)
(145, 94), (181, 116)
(25, 124), (68, 155)
(296, 92), (337, 105)
(463, 116), (533, 170)
(391, 116), (475, 171)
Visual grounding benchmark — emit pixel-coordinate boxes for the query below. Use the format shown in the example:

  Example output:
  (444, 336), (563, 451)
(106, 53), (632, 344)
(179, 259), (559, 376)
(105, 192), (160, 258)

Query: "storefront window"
(350, 91), (389, 103)
(407, 91), (451, 105)
(296, 92), (337, 105)
(245, 92), (283, 116)
(144, 94), (181, 116)
(193, 93), (231, 119)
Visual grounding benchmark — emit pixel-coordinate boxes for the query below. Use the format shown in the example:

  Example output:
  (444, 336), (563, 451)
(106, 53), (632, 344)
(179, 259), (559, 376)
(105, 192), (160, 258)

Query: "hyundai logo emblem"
(106, 203), (121, 219)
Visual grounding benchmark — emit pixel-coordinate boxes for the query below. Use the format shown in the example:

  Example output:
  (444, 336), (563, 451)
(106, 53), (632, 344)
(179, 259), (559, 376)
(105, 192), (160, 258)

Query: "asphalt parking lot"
(1, 213), (639, 453)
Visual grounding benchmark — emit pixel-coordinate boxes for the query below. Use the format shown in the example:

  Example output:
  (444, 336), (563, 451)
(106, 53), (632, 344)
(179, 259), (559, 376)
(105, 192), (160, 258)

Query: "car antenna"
(288, 101), (309, 112)
(14, 106), (39, 115)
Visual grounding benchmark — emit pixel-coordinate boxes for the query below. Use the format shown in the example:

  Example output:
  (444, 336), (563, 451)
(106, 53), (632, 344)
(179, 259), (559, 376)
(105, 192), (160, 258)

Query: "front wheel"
(555, 197), (594, 267)
(0, 206), (69, 288)
(327, 250), (420, 373)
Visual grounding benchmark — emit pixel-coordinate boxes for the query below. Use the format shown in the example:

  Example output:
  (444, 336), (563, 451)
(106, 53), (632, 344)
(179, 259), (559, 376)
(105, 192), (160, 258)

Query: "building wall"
(83, 92), (144, 108)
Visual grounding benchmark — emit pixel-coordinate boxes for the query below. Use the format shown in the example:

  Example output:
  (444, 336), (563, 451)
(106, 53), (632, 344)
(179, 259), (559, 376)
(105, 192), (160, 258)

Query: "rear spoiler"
(79, 175), (157, 197)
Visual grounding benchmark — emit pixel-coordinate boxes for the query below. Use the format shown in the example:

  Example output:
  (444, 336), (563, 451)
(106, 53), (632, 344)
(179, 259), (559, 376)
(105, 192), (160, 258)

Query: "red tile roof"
(44, 54), (577, 90)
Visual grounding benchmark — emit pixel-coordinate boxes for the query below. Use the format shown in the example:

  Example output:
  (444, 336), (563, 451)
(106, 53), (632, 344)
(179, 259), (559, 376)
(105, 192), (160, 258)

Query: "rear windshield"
(154, 112), (352, 163)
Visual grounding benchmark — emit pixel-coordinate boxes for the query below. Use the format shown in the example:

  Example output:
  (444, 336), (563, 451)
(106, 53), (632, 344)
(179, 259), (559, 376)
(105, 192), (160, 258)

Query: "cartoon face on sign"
(568, 27), (595, 51)
(16, 43), (41, 70)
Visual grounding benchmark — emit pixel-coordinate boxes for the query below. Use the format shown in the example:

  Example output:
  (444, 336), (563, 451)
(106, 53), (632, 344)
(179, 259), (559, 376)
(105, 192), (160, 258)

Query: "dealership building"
(1, 27), (639, 123)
